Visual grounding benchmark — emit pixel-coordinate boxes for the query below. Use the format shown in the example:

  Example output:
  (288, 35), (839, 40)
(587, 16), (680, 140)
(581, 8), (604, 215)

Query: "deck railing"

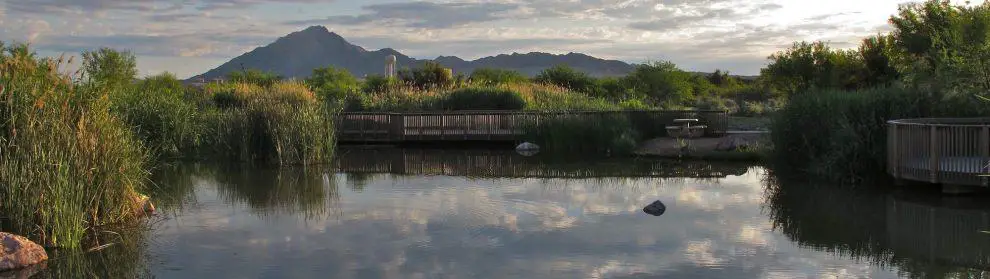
(887, 118), (990, 187)
(336, 110), (728, 142)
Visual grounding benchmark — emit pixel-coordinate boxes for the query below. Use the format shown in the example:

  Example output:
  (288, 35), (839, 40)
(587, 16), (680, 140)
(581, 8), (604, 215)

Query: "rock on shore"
(0, 232), (48, 272)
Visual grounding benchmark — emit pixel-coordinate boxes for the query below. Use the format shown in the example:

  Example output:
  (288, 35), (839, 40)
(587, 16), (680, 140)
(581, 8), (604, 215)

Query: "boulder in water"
(643, 200), (667, 216)
(515, 142), (540, 156)
(0, 232), (48, 272)
(516, 142), (540, 151)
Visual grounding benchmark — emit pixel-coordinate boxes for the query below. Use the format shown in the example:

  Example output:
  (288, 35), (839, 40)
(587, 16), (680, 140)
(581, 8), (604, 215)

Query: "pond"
(26, 148), (990, 278)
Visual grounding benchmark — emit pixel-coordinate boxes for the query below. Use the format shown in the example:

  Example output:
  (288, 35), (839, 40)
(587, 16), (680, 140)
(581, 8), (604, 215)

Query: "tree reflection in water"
(764, 171), (990, 278)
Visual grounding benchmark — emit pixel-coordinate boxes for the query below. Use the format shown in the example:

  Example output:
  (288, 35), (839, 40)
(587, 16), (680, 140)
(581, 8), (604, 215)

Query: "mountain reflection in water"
(24, 148), (990, 279)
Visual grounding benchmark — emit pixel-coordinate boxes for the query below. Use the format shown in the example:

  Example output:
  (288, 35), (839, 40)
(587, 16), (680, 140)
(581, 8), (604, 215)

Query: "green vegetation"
(522, 113), (641, 155)
(0, 44), (338, 249)
(766, 0), (990, 183)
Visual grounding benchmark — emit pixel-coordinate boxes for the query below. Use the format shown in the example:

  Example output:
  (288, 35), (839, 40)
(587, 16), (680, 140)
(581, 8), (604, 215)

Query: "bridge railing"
(335, 110), (728, 142)
(887, 118), (990, 186)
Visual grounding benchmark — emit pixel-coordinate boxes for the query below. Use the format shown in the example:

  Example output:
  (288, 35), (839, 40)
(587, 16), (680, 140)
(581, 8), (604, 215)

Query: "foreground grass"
(0, 48), (148, 249)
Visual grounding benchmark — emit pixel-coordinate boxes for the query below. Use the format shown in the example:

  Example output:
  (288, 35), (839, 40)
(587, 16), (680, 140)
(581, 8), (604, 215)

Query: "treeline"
(228, 60), (778, 116)
(767, 0), (990, 184)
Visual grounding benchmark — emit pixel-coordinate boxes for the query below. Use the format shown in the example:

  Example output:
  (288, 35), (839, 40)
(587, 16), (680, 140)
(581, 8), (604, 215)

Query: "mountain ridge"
(190, 26), (637, 81)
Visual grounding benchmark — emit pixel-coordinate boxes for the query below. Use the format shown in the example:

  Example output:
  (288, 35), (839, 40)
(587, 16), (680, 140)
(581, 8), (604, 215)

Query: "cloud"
(287, 1), (520, 28)
(6, 0), (334, 14)
(38, 32), (272, 58)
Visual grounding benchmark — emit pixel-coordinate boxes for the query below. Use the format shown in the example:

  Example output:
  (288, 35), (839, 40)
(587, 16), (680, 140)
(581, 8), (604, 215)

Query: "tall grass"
(0, 47), (148, 248)
(200, 81), (336, 165)
(349, 82), (641, 112)
(522, 113), (641, 155)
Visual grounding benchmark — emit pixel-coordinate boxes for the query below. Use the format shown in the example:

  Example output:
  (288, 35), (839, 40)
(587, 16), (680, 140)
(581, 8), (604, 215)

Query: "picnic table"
(666, 118), (706, 138)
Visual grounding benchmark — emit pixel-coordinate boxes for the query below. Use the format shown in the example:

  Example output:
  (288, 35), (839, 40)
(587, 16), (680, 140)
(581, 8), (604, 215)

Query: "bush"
(0, 45), (149, 248)
(305, 66), (360, 103)
(398, 61), (455, 89)
(470, 68), (528, 86)
(435, 87), (526, 110)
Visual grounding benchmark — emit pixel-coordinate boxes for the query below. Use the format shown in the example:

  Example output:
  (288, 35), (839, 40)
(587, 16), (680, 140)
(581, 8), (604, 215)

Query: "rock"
(129, 192), (156, 217)
(515, 142), (539, 151)
(0, 233), (48, 272)
(515, 142), (540, 156)
(643, 200), (667, 216)
(715, 136), (752, 152)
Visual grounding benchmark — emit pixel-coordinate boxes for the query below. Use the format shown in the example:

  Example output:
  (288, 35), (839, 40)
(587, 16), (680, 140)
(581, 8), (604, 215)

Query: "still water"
(33, 148), (990, 278)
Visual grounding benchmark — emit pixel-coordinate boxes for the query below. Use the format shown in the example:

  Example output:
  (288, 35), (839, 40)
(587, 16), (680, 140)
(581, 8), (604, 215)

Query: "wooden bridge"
(334, 147), (749, 179)
(335, 110), (728, 143)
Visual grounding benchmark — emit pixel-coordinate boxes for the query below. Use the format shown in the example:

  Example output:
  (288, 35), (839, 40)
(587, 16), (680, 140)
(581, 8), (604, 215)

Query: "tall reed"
(0, 46), (148, 248)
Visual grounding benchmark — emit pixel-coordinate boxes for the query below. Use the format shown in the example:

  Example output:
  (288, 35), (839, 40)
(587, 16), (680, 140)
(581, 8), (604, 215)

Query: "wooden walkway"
(888, 118), (990, 187)
(335, 110), (728, 143)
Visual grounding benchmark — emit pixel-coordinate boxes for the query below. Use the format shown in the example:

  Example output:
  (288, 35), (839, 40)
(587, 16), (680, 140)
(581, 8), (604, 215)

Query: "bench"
(666, 118), (706, 138)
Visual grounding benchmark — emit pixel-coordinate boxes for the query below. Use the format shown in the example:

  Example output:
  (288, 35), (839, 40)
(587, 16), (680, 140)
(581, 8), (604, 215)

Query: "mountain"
(190, 26), (636, 81)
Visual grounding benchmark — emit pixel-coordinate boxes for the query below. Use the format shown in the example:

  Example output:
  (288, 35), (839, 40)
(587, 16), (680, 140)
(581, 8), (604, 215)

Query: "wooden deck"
(335, 110), (729, 143)
(888, 118), (990, 187)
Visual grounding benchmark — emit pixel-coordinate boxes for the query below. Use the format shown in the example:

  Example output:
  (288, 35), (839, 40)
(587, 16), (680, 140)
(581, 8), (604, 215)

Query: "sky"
(0, 0), (971, 78)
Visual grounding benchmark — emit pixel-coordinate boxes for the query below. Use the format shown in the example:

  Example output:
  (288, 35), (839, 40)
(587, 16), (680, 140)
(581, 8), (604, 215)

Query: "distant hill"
(189, 26), (637, 81)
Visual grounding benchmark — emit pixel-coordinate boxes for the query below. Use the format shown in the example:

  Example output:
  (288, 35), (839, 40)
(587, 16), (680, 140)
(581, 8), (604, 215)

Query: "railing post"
(929, 125), (939, 184)
(982, 126), (989, 187)
(889, 123), (899, 177)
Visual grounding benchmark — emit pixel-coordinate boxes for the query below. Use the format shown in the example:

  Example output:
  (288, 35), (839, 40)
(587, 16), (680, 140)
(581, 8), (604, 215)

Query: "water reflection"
(335, 146), (751, 179)
(30, 148), (990, 278)
(765, 173), (990, 278)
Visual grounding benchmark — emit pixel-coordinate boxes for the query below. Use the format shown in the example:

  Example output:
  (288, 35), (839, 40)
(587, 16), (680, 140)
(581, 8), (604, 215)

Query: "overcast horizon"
(1, 0), (973, 79)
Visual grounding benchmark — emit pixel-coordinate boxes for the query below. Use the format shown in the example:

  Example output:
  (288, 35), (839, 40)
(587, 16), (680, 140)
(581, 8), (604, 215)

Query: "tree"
(890, 0), (990, 93)
(622, 61), (695, 106)
(859, 34), (901, 87)
(82, 48), (137, 93)
(760, 41), (867, 96)
(534, 65), (598, 94)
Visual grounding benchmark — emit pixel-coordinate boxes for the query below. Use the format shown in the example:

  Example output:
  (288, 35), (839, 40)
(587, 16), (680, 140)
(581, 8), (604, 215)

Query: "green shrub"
(470, 68), (528, 86)
(436, 87), (526, 110)
(398, 61), (455, 89)
(305, 66), (360, 103)
(227, 69), (282, 87)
